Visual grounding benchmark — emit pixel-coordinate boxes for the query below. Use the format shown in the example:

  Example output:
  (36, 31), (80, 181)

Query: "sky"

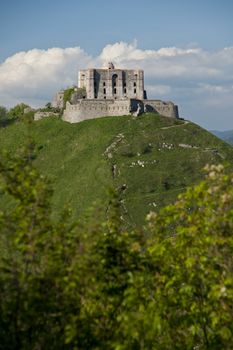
(0, 0), (233, 130)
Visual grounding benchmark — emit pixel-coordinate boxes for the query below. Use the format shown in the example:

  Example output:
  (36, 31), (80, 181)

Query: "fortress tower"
(78, 62), (145, 100)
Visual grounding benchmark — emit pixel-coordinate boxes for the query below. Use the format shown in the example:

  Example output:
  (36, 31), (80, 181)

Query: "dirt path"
(160, 120), (189, 130)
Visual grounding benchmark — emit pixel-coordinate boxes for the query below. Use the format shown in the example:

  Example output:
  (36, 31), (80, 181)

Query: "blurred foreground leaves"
(0, 146), (232, 349)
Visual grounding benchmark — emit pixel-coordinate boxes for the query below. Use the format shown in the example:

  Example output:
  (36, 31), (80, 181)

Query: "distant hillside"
(211, 130), (233, 145)
(1, 113), (233, 227)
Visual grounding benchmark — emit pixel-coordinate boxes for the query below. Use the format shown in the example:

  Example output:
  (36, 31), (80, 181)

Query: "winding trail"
(160, 120), (190, 130)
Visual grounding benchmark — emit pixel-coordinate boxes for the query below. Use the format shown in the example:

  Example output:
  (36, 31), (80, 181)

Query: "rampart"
(63, 99), (131, 123)
(63, 98), (178, 123)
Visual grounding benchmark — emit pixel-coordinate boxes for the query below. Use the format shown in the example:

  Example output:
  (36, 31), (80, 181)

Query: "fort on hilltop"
(50, 63), (179, 123)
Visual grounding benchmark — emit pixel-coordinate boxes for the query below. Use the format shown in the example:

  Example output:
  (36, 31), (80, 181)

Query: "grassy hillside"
(1, 113), (233, 227)
(211, 129), (233, 145)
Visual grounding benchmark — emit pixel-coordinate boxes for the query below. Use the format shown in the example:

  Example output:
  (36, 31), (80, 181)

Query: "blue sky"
(0, 0), (233, 130)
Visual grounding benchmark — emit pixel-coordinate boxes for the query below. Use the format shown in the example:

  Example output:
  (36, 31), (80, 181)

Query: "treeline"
(0, 103), (61, 127)
(0, 145), (232, 349)
(0, 104), (32, 126)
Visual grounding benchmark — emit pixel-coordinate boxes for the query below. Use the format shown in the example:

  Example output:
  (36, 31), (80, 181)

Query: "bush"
(7, 103), (30, 120)
(0, 106), (8, 126)
(63, 87), (75, 106)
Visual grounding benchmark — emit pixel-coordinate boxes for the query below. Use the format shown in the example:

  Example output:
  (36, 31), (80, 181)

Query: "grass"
(0, 113), (232, 227)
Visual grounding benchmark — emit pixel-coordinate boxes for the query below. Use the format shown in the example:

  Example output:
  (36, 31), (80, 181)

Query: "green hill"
(211, 129), (233, 145)
(1, 113), (233, 227)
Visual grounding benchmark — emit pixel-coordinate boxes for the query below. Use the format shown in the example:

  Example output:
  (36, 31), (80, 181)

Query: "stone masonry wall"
(79, 68), (144, 100)
(143, 100), (179, 118)
(63, 99), (131, 123)
(62, 98), (179, 123)
(34, 111), (60, 121)
(52, 91), (64, 109)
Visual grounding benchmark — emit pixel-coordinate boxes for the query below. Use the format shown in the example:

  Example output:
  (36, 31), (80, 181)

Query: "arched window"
(112, 74), (118, 95)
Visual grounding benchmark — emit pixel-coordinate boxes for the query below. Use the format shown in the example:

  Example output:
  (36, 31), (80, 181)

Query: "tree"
(0, 144), (82, 349)
(71, 191), (147, 349)
(118, 164), (233, 349)
(45, 102), (52, 109)
(0, 144), (146, 349)
(0, 106), (7, 119)
(0, 106), (8, 125)
(0, 144), (232, 349)
(7, 103), (29, 120)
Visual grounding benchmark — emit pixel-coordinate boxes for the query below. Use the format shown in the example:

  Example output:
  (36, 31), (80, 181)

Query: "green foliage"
(73, 87), (87, 99)
(63, 87), (75, 106)
(137, 164), (233, 349)
(63, 191), (148, 348)
(7, 103), (30, 120)
(0, 142), (233, 348)
(0, 106), (8, 127)
(211, 130), (233, 145)
(0, 106), (7, 120)
(0, 144), (82, 349)
(40, 102), (60, 114)
(63, 87), (87, 107)
(0, 145), (146, 348)
(45, 102), (52, 109)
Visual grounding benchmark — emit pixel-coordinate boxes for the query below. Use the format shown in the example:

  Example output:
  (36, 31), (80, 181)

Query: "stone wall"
(62, 98), (179, 123)
(34, 111), (60, 121)
(63, 99), (131, 123)
(52, 91), (64, 109)
(143, 100), (179, 118)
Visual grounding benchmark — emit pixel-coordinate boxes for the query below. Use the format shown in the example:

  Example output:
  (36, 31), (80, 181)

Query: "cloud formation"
(0, 41), (233, 129)
(0, 47), (92, 106)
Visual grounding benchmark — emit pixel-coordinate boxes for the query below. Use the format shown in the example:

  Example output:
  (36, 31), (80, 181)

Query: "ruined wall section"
(52, 91), (64, 109)
(144, 100), (179, 118)
(63, 99), (131, 123)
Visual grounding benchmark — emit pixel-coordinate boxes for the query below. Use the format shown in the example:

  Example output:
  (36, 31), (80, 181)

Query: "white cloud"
(0, 41), (233, 129)
(0, 47), (92, 107)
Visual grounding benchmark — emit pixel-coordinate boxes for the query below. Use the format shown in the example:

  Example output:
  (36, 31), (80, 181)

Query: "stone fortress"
(51, 62), (179, 123)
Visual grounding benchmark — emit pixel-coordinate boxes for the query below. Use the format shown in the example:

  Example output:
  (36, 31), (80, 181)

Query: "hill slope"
(1, 113), (233, 227)
(211, 130), (233, 145)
